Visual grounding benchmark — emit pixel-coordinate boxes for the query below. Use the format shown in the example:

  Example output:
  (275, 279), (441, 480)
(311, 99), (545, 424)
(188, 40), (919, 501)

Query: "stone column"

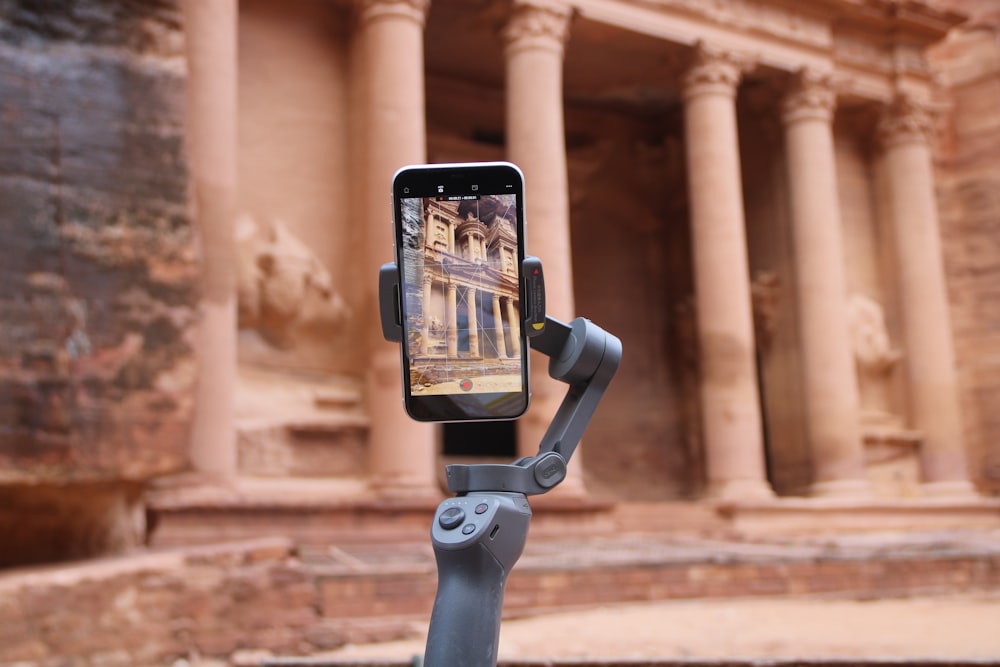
(681, 44), (772, 500)
(183, 0), (238, 481)
(446, 281), (458, 357)
(357, 0), (436, 498)
(467, 286), (479, 357)
(420, 275), (432, 355)
(781, 71), (871, 497)
(492, 293), (508, 359)
(506, 297), (521, 356)
(878, 95), (977, 498)
(504, 0), (583, 472)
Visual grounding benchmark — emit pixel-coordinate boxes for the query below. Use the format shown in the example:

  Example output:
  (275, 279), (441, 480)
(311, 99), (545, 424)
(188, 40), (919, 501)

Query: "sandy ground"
(324, 593), (1000, 662)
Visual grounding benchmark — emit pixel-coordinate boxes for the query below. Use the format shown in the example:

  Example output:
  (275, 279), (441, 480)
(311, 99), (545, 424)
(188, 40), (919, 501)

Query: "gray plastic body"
(445, 316), (623, 496)
(380, 254), (622, 667)
(424, 493), (532, 667)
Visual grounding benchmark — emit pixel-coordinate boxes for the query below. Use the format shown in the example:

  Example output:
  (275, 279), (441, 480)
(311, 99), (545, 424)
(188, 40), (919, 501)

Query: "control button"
(439, 507), (465, 530)
(474, 502), (489, 514)
(461, 523), (476, 535)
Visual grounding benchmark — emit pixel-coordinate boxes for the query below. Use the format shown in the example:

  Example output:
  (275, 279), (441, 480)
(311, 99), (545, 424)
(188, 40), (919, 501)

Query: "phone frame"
(391, 161), (530, 422)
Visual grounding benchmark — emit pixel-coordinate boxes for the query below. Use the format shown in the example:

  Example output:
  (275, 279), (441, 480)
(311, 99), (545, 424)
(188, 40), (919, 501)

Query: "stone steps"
(257, 660), (996, 667)
(305, 527), (1000, 635)
(14, 507), (1000, 664)
(235, 368), (370, 479)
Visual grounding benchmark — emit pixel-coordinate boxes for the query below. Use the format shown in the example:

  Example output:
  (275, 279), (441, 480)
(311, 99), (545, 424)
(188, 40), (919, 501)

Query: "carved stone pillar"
(878, 95), (977, 497)
(504, 0), (584, 477)
(446, 281), (458, 357)
(781, 71), (871, 497)
(492, 293), (508, 359)
(421, 274), (432, 355)
(183, 0), (238, 480)
(467, 286), (479, 358)
(357, 0), (436, 498)
(681, 44), (772, 500)
(506, 297), (521, 357)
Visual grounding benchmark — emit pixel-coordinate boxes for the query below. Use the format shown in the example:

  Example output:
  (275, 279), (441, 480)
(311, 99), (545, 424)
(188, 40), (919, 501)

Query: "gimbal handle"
(378, 256), (621, 667)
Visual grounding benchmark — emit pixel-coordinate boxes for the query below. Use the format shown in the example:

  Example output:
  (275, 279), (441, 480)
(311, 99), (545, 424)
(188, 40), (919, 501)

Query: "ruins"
(1, 0), (999, 662)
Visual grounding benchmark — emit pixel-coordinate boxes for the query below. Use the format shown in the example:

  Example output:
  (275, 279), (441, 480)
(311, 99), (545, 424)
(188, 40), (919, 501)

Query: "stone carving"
(236, 216), (349, 350)
(848, 294), (901, 374)
(750, 270), (781, 354)
(877, 94), (935, 148)
(503, 0), (573, 50)
(781, 69), (836, 124)
(848, 294), (902, 424)
(354, 0), (429, 27)
(680, 41), (750, 99)
(635, 0), (829, 48)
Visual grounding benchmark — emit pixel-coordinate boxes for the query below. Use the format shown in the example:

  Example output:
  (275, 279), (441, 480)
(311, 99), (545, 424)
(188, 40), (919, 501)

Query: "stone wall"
(929, 1), (1000, 494)
(0, 0), (197, 563)
(0, 539), (327, 665)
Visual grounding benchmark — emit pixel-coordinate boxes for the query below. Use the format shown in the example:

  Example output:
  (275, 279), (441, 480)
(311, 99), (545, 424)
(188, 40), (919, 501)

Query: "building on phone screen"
(401, 195), (522, 394)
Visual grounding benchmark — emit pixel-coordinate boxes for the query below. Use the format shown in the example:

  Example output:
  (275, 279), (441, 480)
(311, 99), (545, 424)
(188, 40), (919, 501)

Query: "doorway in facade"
(443, 421), (517, 458)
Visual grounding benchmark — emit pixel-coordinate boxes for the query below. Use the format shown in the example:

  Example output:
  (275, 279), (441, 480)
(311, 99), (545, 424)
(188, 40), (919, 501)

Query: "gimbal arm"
(444, 315), (622, 496)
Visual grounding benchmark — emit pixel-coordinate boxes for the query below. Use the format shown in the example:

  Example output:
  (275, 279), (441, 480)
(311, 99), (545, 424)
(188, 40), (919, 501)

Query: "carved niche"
(236, 216), (350, 352)
(847, 293), (902, 426)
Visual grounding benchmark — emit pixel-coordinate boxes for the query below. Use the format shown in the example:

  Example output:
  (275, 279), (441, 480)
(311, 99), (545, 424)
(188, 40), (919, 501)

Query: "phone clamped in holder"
(379, 256), (622, 667)
(521, 256), (546, 337)
(379, 256), (546, 345)
(378, 263), (404, 344)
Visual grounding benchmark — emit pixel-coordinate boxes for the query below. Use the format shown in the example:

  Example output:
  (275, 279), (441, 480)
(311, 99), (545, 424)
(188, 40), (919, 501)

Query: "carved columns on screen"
(781, 70), (872, 497)
(356, 0), (437, 498)
(467, 286), (480, 358)
(878, 95), (977, 498)
(681, 43), (773, 500)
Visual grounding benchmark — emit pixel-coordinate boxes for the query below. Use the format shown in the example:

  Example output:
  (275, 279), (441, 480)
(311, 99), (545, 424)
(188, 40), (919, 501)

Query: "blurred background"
(1, 0), (998, 664)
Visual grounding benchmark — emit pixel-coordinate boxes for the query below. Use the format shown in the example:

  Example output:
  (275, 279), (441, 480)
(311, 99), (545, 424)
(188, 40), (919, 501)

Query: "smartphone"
(391, 162), (530, 422)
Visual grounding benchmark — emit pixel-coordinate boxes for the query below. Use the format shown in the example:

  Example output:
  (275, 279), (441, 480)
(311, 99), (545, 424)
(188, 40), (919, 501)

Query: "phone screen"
(392, 162), (529, 422)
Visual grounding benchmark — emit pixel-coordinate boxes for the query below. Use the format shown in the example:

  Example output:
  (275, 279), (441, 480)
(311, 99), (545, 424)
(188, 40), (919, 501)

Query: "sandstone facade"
(1, 0), (998, 561)
(2, 0), (1000, 664)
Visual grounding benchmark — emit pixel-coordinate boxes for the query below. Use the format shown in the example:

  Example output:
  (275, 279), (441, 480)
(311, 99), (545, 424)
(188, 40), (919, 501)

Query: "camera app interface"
(399, 193), (524, 400)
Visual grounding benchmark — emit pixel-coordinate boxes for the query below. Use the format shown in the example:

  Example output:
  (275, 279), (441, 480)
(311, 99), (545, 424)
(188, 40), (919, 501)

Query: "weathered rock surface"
(929, 1), (1000, 494)
(0, 0), (195, 484)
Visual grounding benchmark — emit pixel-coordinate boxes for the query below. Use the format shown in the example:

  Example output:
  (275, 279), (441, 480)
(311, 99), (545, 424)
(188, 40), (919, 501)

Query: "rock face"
(0, 0), (195, 563)
(929, 1), (1000, 494)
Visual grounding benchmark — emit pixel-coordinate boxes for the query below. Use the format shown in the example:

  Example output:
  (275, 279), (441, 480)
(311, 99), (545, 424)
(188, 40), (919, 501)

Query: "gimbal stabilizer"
(379, 257), (622, 667)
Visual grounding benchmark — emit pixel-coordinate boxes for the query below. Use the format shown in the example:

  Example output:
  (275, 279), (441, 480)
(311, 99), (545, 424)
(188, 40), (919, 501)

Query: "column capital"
(502, 0), (572, 57)
(354, 0), (429, 28)
(680, 42), (751, 102)
(877, 94), (934, 150)
(781, 69), (836, 125)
